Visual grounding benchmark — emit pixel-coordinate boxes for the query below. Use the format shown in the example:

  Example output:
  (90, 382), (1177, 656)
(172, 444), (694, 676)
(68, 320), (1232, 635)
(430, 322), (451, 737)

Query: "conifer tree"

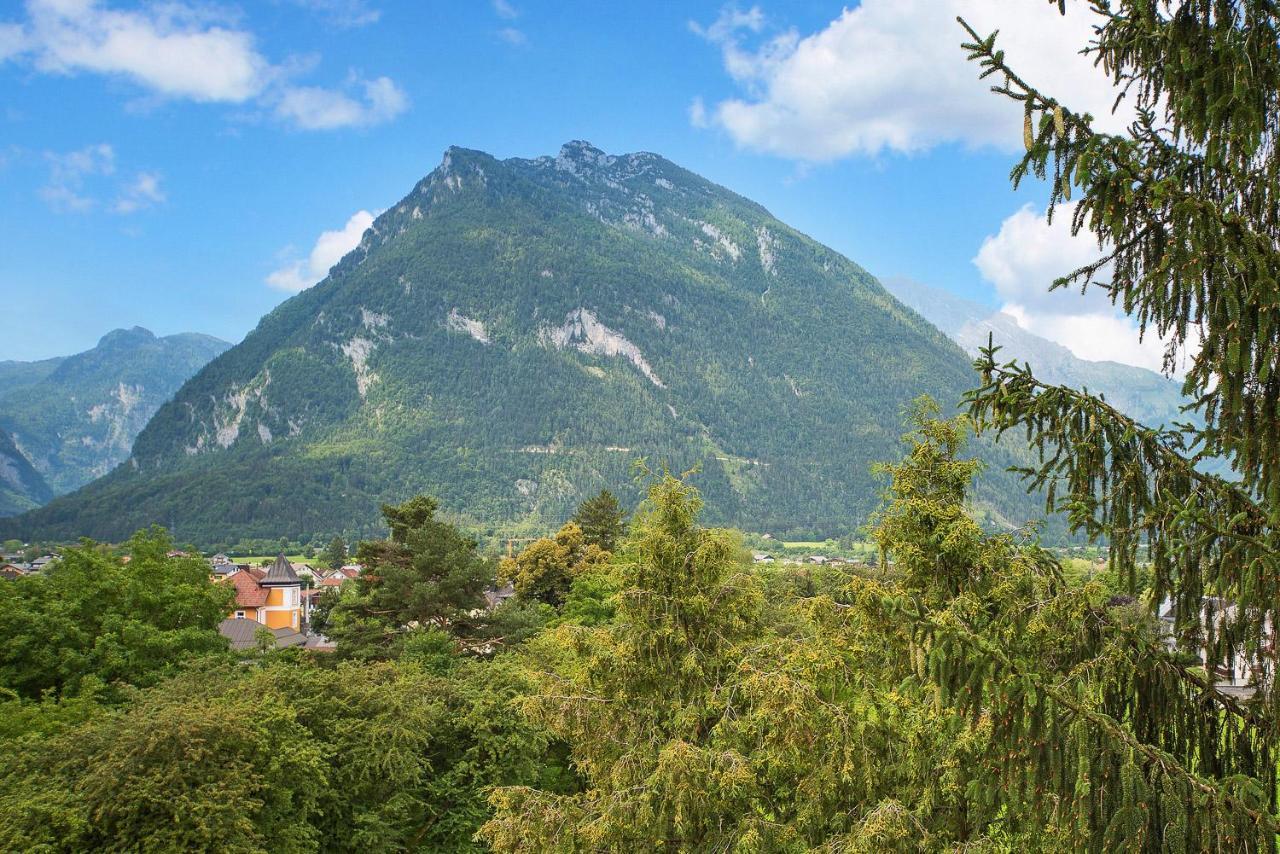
(322, 535), (347, 570)
(923, 2), (1280, 847)
(571, 489), (628, 553)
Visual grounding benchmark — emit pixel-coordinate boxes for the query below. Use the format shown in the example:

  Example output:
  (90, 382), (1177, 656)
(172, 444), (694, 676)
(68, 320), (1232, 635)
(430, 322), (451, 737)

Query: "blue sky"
(1, 0), (1163, 369)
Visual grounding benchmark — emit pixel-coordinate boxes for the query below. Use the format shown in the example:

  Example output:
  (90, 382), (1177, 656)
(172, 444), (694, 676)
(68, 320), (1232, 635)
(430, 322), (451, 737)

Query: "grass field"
(223, 553), (317, 567)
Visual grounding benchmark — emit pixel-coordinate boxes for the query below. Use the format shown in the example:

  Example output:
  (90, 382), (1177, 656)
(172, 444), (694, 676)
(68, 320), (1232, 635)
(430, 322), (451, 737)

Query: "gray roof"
(261, 553), (300, 586)
(218, 618), (309, 651)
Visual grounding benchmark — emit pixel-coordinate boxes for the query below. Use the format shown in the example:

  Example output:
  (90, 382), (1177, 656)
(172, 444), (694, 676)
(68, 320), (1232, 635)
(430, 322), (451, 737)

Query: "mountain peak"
(556, 139), (613, 169)
(96, 327), (156, 350)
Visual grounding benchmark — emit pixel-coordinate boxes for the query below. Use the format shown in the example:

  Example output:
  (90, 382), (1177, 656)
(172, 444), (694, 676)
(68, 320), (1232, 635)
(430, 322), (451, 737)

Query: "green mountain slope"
(0, 429), (52, 517)
(880, 277), (1191, 428)
(0, 327), (231, 515)
(7, 142), (1041, 544)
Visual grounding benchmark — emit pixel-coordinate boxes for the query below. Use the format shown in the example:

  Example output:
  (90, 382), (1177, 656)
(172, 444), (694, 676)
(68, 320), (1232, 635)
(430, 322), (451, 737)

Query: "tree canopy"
(325, 496), (493, 658)
(0, 527), (231, 700)
(571, 489), (628, 553)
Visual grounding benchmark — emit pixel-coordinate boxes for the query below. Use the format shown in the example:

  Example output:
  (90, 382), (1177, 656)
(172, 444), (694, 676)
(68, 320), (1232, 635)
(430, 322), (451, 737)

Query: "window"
(234, 610), (245, 619)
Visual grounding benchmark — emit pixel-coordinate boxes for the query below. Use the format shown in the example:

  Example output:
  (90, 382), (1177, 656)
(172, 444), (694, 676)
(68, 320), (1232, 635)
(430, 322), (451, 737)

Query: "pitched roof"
(261, 553), (300, 586)
(226, 571), (268, 607)
(218, 618), (309, 651)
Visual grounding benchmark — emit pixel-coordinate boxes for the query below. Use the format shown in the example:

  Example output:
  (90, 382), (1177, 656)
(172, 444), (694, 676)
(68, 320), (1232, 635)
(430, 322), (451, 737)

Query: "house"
(222, 554), (304, 631)
(752, 553), (776, 564)
(217, 617), (309, 651)
(0, 564), (27, 580)
(483, 582), (517, 610)
(290, 562), (318, 581)
(1158, 596), (1272, 698)
(317, 565), (360, 589)
(209, 552), (232, 566)
(30, 555), (57, 571)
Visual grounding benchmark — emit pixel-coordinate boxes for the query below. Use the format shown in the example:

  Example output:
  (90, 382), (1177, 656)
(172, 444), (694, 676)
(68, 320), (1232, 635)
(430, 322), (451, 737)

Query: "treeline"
(0, 407), (1228, 850)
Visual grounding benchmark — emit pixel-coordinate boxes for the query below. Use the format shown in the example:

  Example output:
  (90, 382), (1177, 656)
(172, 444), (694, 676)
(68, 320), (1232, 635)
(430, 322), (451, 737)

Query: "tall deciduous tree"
(498, 521), (610, 606)
(571, 489), (627, 553)
(934, 2), (1280, 846)
(0, 527), (232, 700)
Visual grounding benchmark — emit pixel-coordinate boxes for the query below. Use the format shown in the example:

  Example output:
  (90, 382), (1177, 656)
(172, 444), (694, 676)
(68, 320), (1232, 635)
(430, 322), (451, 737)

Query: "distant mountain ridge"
(880, 277), (1192, 429)
(8, 142), (1048, 545)
(0, 327), (231, 516)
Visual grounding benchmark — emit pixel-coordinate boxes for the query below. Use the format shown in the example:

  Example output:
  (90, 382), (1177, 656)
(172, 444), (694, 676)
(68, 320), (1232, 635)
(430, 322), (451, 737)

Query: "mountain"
(6, 141), (1045, 545)
(880, 277), (1192, 429)
(0, 327), (231, 516)
(0, 430), (52, 517)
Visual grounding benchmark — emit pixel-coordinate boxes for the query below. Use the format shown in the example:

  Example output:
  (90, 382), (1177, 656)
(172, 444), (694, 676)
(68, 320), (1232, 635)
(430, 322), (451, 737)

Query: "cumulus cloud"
(691, 1), (1131, 160)
(974, 204), (1176, 373)
(18, 0), (270, 103)
(1, 0), (408, 130)
(267, 209), (374, 292)
(275, 75), (408, 130)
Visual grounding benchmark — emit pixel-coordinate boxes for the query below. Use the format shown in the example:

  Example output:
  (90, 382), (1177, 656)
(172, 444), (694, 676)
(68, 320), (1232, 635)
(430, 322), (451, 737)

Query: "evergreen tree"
(322, 535), (348, 570)
(932, 2), (1280, 846)
(570, 489), (627, 553)
(326, 496), (492, 658)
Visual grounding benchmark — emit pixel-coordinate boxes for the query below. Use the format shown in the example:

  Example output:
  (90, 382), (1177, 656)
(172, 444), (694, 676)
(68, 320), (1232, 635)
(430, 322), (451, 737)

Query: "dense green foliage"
(325, 496), (494, 658)
(0, 326), (229, 516)
(321, 535), (348, 569)
(0, 528), (232, 700)
(571, 488), (627, 552)
(498, 521), (609, 606)
(5, 143), (1044, 546)
(0, 657), (565, 853)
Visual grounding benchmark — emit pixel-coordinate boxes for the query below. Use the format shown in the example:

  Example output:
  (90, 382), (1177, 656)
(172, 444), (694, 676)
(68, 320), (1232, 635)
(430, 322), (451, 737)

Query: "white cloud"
(0, 22), (26, 61)
(492, 0), (519, 20)
(112, 171), (165, 213)
(692, 1), (1132, 160)
(1, 0), (408, 131)
(267, 209), (374, 292)
(19, 0), (270, 102)
(974, 203), (1175, 373)
(275, 75), (408, 130)
(40, 142), (115, 212)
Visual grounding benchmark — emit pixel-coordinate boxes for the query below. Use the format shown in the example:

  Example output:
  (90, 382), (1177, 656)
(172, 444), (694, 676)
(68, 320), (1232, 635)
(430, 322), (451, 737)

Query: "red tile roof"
(225, 571), (268, 607)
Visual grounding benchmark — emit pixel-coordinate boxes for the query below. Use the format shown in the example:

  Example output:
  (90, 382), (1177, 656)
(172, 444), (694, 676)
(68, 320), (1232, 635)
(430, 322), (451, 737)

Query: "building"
(223, 554), (304, 631)
(217, 617), (308, 651)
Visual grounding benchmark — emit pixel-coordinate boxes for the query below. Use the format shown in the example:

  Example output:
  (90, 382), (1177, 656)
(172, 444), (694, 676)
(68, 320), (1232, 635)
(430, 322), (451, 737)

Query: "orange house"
(224, 554), (303, 631)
